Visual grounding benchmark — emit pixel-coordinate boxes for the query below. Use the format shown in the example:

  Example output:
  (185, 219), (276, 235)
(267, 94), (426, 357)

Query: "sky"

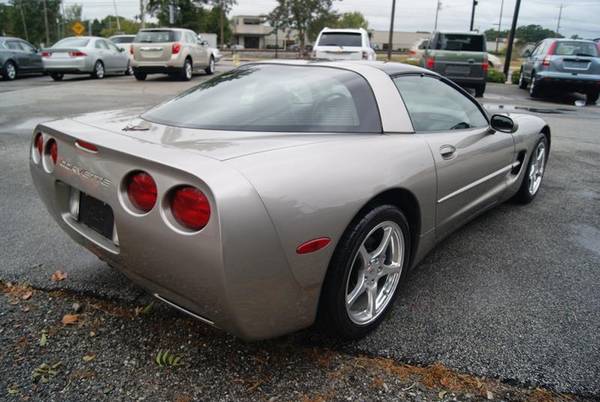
(26, 0), (600, 39)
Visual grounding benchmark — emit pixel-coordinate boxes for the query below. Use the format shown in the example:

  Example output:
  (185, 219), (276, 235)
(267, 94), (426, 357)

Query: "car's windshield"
(318, 33), (362, 47)
(554, 41), (598, 57)
(143, 64), (381, 133)
(134, 30), (180, 43)
(111, 36), (134, 44)
(435, 34), (485, 51)
(52, 38), (90, 48)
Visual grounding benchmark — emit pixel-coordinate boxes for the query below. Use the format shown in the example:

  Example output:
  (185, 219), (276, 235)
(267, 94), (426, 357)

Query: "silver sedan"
(42, 36), (130, 81)
(29, 61), (550, 340)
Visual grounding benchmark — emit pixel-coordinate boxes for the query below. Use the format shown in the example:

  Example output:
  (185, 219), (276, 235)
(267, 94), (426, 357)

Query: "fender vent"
(512, 151), (527, 175)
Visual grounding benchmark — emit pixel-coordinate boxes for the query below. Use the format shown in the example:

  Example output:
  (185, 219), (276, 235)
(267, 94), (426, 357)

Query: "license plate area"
(78, 192), (114, 239)
(445, 65), (470, 76)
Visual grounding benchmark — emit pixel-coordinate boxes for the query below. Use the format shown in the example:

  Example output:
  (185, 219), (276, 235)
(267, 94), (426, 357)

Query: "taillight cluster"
(172, 42), (181, 55)
(32, 132), (58, 170)
(425, 57), (435, 69)
(69, 50), (87, 57)
(543, 41), (558, 66)
(124, 171), (211, 231)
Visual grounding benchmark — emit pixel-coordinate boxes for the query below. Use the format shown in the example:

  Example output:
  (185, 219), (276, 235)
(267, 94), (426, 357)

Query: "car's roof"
(250, 59), (431, 77)
(110, 34), (135, 38)
(0, 36), (25, 41)
(434, 31), (484, 36)
(58, 36), (101, 40)
(139, 27), (191, 32)
(321, 27), (368, 34)
(551, 38), (597, 43)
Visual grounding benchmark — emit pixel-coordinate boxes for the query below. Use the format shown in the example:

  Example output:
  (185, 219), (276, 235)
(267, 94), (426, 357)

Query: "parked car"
(42, 36), (131, 81)
(109, 34), (136, 52)
(0, 36), (44, 80)
(313, 27), (376, 61)
(421, 31), (488, 97)
(130, 28), (217, 81)
(518, 38), (600, 104)
(409, 38), (501, 70)
(30, 60), (550, 340)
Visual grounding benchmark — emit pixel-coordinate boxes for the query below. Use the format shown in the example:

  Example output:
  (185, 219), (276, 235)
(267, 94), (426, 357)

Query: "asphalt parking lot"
(0, 65), (599, 401)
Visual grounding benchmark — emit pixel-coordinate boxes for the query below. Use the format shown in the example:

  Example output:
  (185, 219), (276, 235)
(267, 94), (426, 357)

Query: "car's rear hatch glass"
(435, 34), (485, 52)
(135, 30), (180, 43)
(552, 41), (599, 73)
(318, 32), (362, 47)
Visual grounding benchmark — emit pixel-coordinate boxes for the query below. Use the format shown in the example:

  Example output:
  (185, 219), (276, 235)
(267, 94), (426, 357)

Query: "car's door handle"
(440, 145), (457, 159)
(467, 58), (475, 63)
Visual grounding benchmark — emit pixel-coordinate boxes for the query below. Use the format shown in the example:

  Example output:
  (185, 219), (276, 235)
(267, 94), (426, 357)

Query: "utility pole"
(469, 0), (478, 31)
(113, 0), (121, 31)
(220, 0), (225, 49)
(434, 0), (441, 32)
(140, 0), (146, 28)
(503, 0), (521, 77)
(556, 3), (563, 35)
(495, 0), (504, 53)
(19, 1), (29, 41)
(42, 0), (50, 45)
(387, 0), (396, 61)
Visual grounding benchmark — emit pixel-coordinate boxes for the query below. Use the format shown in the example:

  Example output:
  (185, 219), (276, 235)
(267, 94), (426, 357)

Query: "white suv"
(313, 28), (376, 61)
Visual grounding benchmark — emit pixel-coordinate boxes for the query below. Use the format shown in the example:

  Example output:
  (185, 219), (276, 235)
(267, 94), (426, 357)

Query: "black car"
(0, 37), (44, 80)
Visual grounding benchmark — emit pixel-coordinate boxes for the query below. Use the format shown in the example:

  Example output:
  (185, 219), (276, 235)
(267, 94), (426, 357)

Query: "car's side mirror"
(490, 114), (517, 133)
(200, 40), (208, 46)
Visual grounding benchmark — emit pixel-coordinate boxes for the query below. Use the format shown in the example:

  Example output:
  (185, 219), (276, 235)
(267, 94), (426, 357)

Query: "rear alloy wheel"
(529, 73), (542, 98)
(514, 134), (548, 204)
(50, 72), (64, 81)
(181, 58), (193, 81)
(586, 91), (599, 105)
(318, 205), (411, 340)
(205, 56), (215, 75)
(518, 69), (528, 89)
(2, 61), (17, 81)
(133, 70), (147, 81)
(92, 60), (105, 79)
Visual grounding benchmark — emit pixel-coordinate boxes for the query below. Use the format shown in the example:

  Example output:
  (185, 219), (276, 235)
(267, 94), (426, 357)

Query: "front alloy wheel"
(318, 205), (411, 340)
(205, 57), (215, 75)
(514, 134), (548, 204)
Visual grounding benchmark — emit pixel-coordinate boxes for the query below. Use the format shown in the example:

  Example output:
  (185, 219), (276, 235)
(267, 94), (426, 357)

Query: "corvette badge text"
(59, 160), (112, 187)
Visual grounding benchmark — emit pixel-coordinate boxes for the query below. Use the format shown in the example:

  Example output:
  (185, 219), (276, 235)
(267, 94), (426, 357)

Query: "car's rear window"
(52, 38), (90, 48)
(135, 30), (180, 43)
(318, 33), (362, 47)
(554, 41), (598, 57)
(143, 64), (381, 133)
(111, 36), (134, 44)
(435, 34), (485, 52)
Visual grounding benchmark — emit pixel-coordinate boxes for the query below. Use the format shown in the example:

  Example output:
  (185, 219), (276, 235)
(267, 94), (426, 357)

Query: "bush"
(486, 69), (506, 83)
(511, 69), (521, 85)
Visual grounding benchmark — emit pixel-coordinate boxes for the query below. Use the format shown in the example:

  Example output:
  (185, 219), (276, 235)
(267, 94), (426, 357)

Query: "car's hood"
(69, 108), (340, 161)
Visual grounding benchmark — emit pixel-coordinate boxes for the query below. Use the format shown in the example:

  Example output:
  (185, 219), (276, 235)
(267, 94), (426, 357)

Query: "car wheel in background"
(586, 91), (599, 105)
(50, 72), (64, 81)
(125, 62), (133, 76)
(133, 70), (147, 81)
(2, 61), (17, 81)
(205, 56), (215, 75)
(475, 83), (485, 98)
(91, 61), (105, 79)
(518, 69), (528, 89)
(514, 133), (548, 204)
(529, 73), (542, 98)
(180, 58), (193, 81)
(318, 205), (411, 340)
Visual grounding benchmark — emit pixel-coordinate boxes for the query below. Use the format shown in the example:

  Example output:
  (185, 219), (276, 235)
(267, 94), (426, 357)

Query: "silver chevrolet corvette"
(30, 61), (550, 340)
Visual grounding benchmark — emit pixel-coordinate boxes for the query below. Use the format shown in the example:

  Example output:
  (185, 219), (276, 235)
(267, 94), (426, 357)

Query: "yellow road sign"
(71, 21), (85, 36)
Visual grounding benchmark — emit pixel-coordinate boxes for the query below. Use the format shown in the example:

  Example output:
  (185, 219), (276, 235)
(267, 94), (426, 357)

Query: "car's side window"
(6, 41), (24, 51)
(107, 41), (120, 52)
(20, 41), (35, 52)
(531, 41), (544, 57)
(393, 75), (488, 132)
(95, 40), (108, 50)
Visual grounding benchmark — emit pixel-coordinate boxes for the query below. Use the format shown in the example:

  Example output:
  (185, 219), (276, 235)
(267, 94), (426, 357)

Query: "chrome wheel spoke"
(371, 227), (392, 259)
(346, 275), (366, 307)
(366, 284), (377, 319)
(379, 262), (401, 278)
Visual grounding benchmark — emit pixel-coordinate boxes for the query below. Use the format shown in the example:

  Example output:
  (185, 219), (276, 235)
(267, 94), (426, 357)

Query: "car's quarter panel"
(30, 118), (309, 340)
(226, 133), (437, 292)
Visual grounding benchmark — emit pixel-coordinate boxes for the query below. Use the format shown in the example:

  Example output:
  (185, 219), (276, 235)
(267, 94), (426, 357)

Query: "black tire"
(50, 72), (64, 81)
(474, 83), (486, 98)
(133, 70), (147, 81)
(205, 56), (215, 75)
(514, 133), (548, 204)
(317, 205), (411, 340)
(529, 72), (542, 98)
(518, 68), (528, 89)
(91, 60), (105, 79)
(2, 60), (17, 81)
(180, 58), (193, 81)
(586, 91), (599, 105)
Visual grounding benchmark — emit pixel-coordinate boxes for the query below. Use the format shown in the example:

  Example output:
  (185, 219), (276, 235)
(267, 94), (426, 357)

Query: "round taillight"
(34, 133), (43, 156)
(126, 172), (157, 213)
(171, 186), (210, 231)
(47, 139), (58, 164)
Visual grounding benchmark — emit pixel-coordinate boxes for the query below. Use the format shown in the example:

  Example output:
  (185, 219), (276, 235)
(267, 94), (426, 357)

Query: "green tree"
(0, 4), (16, 36)
(307, 9), (339, 42)
(211, 0), (236, 48)
(100, 17), (142, 37)
(7, 0), (62, 46)
(147, 0), (207, 32)
(515, 24), (562, 42)
(269, 0), (336, 51)
(338, 11), (368, 29)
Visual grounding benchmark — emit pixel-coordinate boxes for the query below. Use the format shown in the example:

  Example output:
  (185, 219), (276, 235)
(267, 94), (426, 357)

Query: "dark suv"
(421, 31), (488, 97)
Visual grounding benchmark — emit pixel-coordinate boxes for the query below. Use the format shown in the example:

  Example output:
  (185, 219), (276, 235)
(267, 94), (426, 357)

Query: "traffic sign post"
(71, 21), (85, 36)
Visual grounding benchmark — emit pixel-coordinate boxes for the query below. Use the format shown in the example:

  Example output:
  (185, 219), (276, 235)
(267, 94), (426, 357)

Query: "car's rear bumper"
(132, 65), (182, 74)
(535, 71), (600, 91)
(43, 57), (92, 73)
(29, 121), (317, 340)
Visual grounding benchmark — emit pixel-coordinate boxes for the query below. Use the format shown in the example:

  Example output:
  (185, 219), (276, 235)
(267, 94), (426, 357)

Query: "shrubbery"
(486, 69), (507, 83)
(511, 69), (521, 85)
